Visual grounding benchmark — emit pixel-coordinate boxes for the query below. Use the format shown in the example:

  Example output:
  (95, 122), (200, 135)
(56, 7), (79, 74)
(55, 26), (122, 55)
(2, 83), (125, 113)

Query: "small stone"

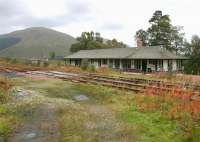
(24, 132), (37, 139)
(74, 95), (89, 101)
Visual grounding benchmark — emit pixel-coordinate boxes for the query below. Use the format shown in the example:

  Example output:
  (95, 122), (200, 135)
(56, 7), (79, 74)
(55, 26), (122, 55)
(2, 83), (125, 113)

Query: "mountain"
(0, 27), (77, 59)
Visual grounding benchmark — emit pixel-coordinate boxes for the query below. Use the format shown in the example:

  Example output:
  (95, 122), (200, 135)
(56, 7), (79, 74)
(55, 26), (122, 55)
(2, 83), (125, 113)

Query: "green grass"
(120, 110), (183, 142)
(72, 84), (185, 142)
(0, 104), (16, 139)
(11, 78), (190, 142)
(0, 105), (11, 136)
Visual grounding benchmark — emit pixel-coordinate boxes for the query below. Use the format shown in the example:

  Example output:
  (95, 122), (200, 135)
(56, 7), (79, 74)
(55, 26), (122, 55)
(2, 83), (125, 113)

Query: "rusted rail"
(86, 73), (200, 92)
(0, 68), (199, 100)
(24, 71), (199, 96)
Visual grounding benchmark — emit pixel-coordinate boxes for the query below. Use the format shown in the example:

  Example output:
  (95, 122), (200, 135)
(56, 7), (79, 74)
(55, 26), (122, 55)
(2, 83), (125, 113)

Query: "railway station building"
(65, 46), (187, 72)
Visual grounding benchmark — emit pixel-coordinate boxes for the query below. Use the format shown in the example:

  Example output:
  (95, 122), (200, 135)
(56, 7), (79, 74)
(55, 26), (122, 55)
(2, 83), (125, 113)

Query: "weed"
(133, 85), (200, 141)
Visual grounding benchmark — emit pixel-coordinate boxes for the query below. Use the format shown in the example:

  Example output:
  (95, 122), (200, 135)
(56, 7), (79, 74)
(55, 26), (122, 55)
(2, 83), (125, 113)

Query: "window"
(102, 59), (107, 65)
(90, 59), (94, 64)
(134, 60), (141, 70)
(114, 59), (120, 69)
(168, 60), (173, 71)
(98, 59), (101, 67)
(177, 60), (182, 71)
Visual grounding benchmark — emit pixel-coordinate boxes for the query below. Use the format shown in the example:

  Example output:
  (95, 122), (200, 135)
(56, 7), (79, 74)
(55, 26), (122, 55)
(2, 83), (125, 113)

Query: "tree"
(171, 26), (185, 53)
(135, 10), (184, 51)
(49, 52), (56, 60)
(70, 31), (126, 52)
(184, 35), (200, 75)
(106, 39), (127, 48)
(148, 11), (172, 49)
(95, 32), (103, 42)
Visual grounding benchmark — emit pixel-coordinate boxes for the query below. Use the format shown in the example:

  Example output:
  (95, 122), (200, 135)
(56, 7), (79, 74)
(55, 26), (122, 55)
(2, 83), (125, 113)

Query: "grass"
(15, 78), (137, 141)
(4, 76), (199, 142)
(0, 77), (15, 139)
(0, 105), (12, 138)
(72, 84), (185, 142)
(32, 79), (183, 142)
(0, 76), (43, 139)
(120, 110), (183, 142)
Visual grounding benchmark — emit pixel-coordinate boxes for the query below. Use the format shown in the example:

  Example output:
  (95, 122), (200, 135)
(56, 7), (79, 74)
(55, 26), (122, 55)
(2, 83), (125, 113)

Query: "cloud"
(0, 0), (93, 34)
(1, 0), (200, 46)
(101, 23), (124, 31)
(0, 0), (25, 17)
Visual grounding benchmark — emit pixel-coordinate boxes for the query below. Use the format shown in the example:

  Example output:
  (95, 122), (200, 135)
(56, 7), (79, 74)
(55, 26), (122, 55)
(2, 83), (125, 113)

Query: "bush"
(24, 60), (32, 66)
(43, 61), (49, 67)
(81, 59), (89, 70)
(4, 57), (11, 62)
(57, 62), (62, 67)
(10, 58), (18, 64)
(88, 65), (96, 72)
(37, 60), (41, 67)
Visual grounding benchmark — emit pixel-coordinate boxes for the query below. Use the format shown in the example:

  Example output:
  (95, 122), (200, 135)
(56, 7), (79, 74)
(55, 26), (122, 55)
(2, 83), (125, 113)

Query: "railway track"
(24, 71), (200, 96)
(1, 68), (199, 100)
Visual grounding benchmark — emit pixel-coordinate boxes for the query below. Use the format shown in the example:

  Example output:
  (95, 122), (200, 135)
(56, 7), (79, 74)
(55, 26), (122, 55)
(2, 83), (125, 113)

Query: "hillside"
(0, 27), (77, 59)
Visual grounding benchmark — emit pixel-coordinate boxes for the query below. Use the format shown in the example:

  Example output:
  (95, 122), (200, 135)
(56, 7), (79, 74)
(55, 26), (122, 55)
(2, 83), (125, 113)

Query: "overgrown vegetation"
(73, 84), (189, 142)
(0, 77), (12, 104)
(124, 85), (200, 142)
(2, 73), (199, 141)
(0, 77), (13, 139)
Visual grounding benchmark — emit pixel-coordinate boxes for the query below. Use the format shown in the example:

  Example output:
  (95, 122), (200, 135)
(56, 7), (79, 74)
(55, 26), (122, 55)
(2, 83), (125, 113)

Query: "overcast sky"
(0, 0), (200, 46)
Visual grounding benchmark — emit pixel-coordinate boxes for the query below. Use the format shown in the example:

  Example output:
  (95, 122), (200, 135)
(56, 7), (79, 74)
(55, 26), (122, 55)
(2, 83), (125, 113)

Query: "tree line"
(70, 31), (127, 53)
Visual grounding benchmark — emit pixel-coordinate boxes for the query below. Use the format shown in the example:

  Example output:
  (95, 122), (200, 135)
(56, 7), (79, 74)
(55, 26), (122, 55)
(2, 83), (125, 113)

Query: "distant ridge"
(0, 27), (77, 59)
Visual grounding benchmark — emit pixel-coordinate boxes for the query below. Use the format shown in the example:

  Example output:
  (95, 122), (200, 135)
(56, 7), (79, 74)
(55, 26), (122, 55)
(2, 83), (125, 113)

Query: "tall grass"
(0, 77), (12, 103)
(134, 85), (200, 141)
(0, 77), (13, 139)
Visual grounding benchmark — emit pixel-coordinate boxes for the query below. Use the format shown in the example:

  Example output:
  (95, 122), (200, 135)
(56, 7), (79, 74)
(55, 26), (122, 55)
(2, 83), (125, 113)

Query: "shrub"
(24, 60), (32, 66)
(43, 61), (49, 67)
(81, 59), (89, 70)
(4, 57), (11, 62)
(57, 62), (62, 67)
(36, 60), (41, 67)
(10, 58), (18, 64)
(88, 65), (96, 72)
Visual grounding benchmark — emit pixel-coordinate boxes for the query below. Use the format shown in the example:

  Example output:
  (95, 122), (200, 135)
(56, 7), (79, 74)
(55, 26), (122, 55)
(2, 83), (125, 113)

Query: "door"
(142, 60), (147, 72)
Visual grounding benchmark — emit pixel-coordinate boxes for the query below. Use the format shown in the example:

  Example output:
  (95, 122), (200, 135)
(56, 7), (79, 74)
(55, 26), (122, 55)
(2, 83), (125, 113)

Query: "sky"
(0, 0), (200, 46)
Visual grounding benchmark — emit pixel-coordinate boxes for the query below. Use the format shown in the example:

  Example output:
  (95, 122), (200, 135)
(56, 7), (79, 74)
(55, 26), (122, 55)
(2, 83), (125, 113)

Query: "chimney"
(136, 38), (143, 48)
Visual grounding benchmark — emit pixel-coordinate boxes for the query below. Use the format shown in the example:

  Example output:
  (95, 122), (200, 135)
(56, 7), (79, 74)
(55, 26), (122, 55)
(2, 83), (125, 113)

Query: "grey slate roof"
(65, 46), (187, 60)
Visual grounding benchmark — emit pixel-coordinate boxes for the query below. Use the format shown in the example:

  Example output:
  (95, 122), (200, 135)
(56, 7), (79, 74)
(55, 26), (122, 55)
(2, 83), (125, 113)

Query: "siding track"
(24, 71), (200, 97)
